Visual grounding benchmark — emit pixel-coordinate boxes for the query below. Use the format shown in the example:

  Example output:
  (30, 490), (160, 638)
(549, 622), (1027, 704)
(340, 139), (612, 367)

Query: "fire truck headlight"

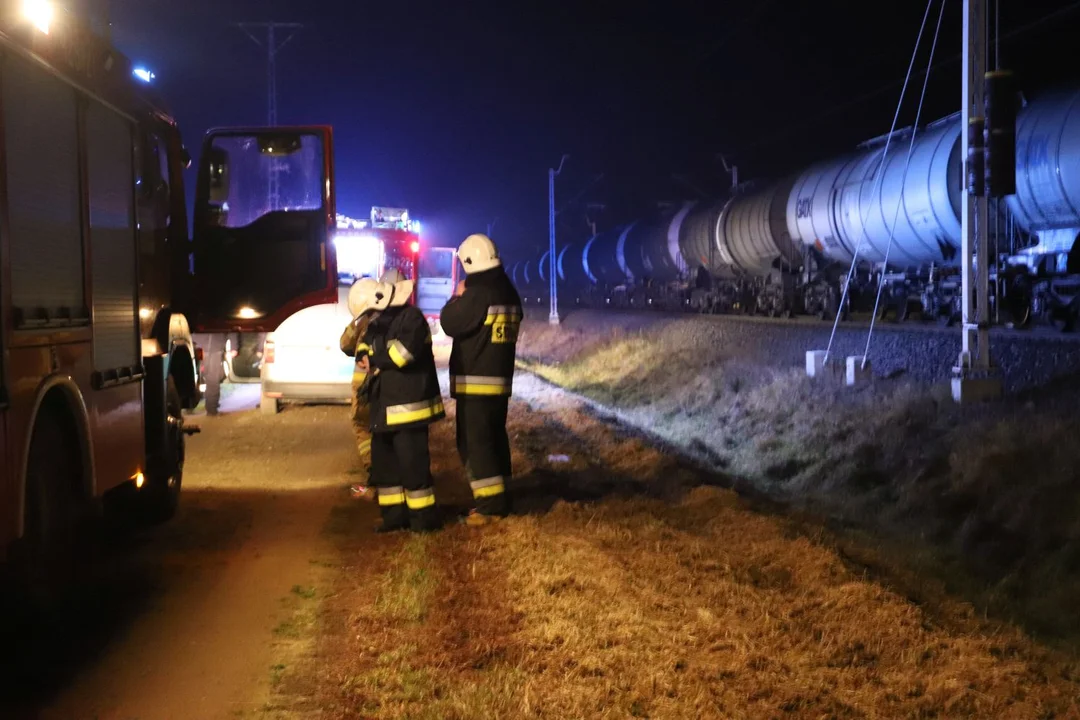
(23, 0), (53, 34)
(237, 307), (262, 320)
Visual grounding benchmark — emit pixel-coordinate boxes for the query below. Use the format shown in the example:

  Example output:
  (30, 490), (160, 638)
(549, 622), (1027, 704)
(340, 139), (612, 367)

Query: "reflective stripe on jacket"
(440, 266), (522, 398)
(361, 304), (445, 432)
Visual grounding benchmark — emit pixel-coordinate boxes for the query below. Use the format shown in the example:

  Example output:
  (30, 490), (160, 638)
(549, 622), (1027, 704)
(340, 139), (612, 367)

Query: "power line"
(738, 0), (1080, 155)
(236, 21), (303, 211)
(236, 22), (303, 127)
(556, 173), (605, 216)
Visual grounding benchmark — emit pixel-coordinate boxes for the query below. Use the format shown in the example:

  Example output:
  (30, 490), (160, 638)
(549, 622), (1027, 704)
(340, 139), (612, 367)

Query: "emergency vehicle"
(337, 207), (458, 333)
(259, 207), (431, 412)
(417, 245), (458, 337)
(0, 3), (340, 589)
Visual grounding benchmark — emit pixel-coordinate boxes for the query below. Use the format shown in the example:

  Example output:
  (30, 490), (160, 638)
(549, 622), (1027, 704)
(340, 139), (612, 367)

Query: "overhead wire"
(862, 0), (948, 369)
(823, 0), (937, 365)
(738, 0), (1080, 156)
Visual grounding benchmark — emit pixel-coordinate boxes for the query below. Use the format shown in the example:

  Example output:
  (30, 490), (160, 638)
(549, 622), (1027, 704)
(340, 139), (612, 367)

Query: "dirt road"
(0, 397), (359, 720)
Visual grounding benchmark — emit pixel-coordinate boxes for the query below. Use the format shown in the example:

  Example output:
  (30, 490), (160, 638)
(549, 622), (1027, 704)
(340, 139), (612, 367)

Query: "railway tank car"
(1008, 89), (1080, 256)
(1003, 88), (1080, 328)
(677, 199), (729, 277)
(510, 86), (1080, 330)
(788, 116), (964, 271)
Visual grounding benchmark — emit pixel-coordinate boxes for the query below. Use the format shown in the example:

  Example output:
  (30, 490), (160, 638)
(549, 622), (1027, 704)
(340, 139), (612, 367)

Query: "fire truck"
(0, 4), (340, 587)
(417, 244), (458, 337)
(334, 206), (458, 333)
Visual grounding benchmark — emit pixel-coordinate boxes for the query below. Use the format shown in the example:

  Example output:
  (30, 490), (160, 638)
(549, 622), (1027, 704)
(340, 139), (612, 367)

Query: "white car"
(260, 286), (355, 413)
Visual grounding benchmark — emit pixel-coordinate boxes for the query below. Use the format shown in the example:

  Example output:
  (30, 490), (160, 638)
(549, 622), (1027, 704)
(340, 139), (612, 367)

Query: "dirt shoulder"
(291, 374), (1080, 719)
(515, 312), (1080, 650)
(0, 404), (356, 720)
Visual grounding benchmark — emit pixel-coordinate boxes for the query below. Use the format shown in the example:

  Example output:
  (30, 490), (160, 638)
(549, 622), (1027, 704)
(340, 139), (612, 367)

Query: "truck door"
(417, 247), (457, 316)
(190, 127), (337, 332)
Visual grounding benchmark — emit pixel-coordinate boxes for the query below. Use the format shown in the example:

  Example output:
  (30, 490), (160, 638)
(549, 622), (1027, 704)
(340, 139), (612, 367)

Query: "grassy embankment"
(269, 391), (1080, 718)
(516, 318), (1080, 649)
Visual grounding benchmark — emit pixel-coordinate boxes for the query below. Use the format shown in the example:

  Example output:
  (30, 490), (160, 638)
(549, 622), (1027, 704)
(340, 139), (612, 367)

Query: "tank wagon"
(512, 87), (1080, 330)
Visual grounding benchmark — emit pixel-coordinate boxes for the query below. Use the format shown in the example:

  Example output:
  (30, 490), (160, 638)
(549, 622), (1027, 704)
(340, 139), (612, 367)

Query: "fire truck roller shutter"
(3, 52), (86, 327)
(87, 100), (139, 372)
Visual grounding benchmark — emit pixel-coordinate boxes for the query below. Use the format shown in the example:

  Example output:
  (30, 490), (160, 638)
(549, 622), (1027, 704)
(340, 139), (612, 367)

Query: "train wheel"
(1053, 309), (1076, 333)
(1007, 275), (1034, 329)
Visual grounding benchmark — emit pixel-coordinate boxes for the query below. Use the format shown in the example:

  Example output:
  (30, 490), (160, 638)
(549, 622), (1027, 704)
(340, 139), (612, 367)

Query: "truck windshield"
(208, 133), (324, 228)
(420, 249), (454, 279)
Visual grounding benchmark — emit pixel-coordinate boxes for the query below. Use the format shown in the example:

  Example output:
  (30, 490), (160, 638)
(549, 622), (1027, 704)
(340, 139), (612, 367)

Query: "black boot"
(376, 503), (409, 533)
(409, 505), (442, 533)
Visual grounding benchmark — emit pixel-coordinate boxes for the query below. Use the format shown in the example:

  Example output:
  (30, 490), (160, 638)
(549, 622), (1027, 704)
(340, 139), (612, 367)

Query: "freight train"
(510, 87), (1080, 331)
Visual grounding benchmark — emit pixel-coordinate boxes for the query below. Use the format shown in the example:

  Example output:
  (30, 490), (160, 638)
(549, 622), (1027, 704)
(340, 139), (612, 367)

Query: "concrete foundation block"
(951, 368), (1003, 404)
(805, 350), (828, 378)
(846, 356), (871, 386)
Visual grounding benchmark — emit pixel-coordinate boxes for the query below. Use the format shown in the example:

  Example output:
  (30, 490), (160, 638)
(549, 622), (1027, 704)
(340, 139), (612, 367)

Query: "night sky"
(101, 0), (1080, 259)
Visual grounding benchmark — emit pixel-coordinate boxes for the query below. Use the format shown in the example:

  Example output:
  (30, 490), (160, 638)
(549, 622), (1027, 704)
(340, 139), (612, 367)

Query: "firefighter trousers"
(455, 396), (511, 517)
(370, 427), (440, 532)
(350, 381), (372, 464)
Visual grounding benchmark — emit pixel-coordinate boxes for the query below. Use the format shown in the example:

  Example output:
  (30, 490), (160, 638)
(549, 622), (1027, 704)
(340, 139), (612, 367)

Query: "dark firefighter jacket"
(439, 266), (523, 398)
(340, 313), (375, 389)
(355, 304), (445, 432)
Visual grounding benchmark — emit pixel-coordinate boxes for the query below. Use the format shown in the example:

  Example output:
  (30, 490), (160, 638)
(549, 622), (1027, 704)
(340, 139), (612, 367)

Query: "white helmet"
(380, 267), (406, 284)
(347, 277), (415, 318)
(458, 233), (501, 274)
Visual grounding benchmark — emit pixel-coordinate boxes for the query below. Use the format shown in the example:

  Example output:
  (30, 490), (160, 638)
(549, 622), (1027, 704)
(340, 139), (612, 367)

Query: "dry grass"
(517, 315), (1080, 649)
(290, 387), (1080, 719)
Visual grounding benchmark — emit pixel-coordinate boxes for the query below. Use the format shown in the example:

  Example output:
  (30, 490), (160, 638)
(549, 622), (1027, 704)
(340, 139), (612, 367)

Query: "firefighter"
(350, 276), (445, 533)
(439, 233), (522, 526)
(340, 268), (407, 465)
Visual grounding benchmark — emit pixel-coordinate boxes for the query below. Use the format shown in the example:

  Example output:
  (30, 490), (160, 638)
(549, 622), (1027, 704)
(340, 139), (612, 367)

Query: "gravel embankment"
(522, 308), (1080, 393)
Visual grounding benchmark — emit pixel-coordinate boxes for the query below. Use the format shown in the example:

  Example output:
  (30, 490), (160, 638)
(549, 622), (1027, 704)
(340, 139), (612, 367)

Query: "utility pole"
(952, 0), (1002, 403)
(585, 202), (606, 237)
(717, 153), (739, 190)
(237, 21), (303, 210)
(548, 154), (569, 326)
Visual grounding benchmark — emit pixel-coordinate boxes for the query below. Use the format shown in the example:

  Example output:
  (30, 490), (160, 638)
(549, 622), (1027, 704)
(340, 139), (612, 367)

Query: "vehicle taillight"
(264, 340), (275, 364)
(195, 347), (204, 362)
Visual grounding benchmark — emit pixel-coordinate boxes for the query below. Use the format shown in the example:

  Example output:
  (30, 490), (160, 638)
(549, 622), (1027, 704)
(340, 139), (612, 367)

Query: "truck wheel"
(141, 377), (184, 524)
(204, 346), (223, 415)
(11, 399), (83, 608)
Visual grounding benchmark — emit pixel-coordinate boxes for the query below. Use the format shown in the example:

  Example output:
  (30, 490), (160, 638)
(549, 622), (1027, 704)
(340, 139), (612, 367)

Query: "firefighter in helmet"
(340, 268), (407, 466)
(349, 275), (445, 533)
(439, 233), (522, 526)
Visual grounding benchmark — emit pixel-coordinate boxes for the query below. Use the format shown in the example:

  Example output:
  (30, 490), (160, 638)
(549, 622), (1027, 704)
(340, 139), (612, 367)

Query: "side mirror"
(181, 146), (193, 170)
(208, 147), (230, 205)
